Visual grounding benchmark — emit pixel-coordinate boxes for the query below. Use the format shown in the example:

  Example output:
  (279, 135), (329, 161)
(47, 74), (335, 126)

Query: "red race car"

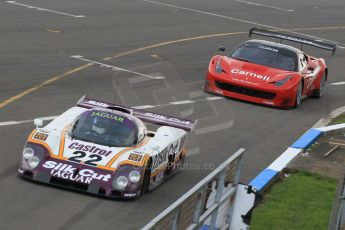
(204, 28), (337, 108)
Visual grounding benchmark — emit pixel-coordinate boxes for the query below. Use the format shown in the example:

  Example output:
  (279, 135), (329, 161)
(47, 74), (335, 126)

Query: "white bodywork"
(31, 106), (187, 173)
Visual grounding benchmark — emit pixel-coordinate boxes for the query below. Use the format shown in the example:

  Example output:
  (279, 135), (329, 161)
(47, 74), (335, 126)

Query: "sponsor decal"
(305, 65), (321, 89)
(231, 69), (271, 82)
(151, 137), (185, 170)
(68, 151), (102, 166)
(152, 150), (168, 169)
(143, 112), (192, 126)
(263, 100), (274, 105)
(128, 153), (143, 162)
(68, 142), (112, 156)
(43, 160), (111, 184)
(123, 193), (137, 198)
(233, 78), (259, 86)
(258, 45), (278, 52)
(86, 100), (109, 107)
(33, 132), (48, 141)
(276, 34), (314, 46)
(91, 111), (124, 122)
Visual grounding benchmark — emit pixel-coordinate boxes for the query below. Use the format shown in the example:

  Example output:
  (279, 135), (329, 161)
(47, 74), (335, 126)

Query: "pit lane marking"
(0, 26), (344, 110)
(0, 97), (223, 127)
(234, 0), (294, 12)
(5, 1), (85, 18)
(70, 55), (165, 80)
(142, 0), (345, 49)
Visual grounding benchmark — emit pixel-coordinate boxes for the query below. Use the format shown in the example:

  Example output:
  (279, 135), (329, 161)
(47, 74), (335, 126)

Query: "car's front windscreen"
(230, 42), (298, 71)
(71, 110), (138, 147)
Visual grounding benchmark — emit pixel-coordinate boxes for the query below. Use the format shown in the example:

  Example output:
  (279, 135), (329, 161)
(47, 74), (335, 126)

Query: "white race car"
(19, 96), (196, 199)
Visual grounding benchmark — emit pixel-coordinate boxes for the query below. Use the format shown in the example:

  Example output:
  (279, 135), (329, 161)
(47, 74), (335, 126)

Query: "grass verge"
(330, 113), (345, 125)
(250, 171), (337, 230)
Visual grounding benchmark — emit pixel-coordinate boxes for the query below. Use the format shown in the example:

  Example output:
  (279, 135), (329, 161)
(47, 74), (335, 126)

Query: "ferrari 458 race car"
(204, 28), (337, 108)
(19, 96), (196, 199)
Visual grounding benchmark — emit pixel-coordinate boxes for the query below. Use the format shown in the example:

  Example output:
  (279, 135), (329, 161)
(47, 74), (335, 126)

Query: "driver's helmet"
(92, 117), (107, 134)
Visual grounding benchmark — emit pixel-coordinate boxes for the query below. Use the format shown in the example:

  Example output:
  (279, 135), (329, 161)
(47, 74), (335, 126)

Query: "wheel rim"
(319, 74), (326, 96)
(296, 83), (302, 105)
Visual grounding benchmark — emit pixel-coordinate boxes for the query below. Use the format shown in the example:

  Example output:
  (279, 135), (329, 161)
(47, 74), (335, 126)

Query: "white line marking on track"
(194, 119), (234, 135)
(330, 82), (345, 86)
(71, 55), (165, 80)
(234, 0), (294, 12)
(5, 1), (85, 18)
(142, 0), (345, 48)
(0, 121), (22, 126)
(206, 96), (224, 101)
(0, 97), (224, 127)
(169, 100), (195, 105)
(0, 116), (57, 127)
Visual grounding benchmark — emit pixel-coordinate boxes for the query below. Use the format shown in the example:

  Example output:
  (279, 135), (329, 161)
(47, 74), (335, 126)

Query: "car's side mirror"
(218, 46), (225, 55)
(34, 118), (43, 129)
(307, 66), (315, 71)
(302, 66), (315, 75)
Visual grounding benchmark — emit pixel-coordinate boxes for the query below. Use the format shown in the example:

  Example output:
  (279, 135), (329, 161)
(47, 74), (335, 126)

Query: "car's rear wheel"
(312, 73), (326, 98)
(294, 81), (303, 108)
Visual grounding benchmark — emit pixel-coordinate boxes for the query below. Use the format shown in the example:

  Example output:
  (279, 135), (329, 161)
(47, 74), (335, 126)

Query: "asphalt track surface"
(0, 0), (344, 229)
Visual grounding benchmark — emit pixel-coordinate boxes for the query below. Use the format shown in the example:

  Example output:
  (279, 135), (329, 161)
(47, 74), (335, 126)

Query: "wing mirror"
(218, 46), (225, 55)
(307, 66), (315, 71)
(34, 118), (43, 129)
(303, 66), (315, 75)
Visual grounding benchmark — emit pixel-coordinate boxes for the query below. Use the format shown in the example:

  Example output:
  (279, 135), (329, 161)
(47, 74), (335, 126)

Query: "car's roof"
(246, 39), (302, 54)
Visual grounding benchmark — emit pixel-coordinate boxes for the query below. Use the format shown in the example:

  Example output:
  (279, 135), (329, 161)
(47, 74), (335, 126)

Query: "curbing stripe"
(249, 169), (279, 192)
(267, 147), (302, 171)
(250, 122), (345, 193)
(199, 225), (213, 230)
(316, 123), (345, 132)
(291, 128), (323, 149)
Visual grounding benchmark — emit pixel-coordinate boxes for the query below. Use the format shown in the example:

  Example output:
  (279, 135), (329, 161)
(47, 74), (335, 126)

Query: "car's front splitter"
(18, 158), (142, 199)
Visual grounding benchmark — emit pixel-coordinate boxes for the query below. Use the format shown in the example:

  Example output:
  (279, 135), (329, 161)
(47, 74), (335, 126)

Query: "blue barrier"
(249, 169), (279, 192)
(291, 128), (323, 149)
(200, 225), (218, 230)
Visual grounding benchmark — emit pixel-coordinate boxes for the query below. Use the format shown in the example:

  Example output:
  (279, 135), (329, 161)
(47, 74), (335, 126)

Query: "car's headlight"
(113, 176), (128, 190)
(23, 148), (34, 160)
(215, 58), (224, 73)
(28, 156), (40, 169)
(275, 76), (292, 86)
(129, 171), (141, 183)
(22, 147), (41, 169)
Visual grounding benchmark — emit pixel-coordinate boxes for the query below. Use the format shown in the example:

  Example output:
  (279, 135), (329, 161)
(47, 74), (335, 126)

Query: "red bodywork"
(204, 54), (327, 108)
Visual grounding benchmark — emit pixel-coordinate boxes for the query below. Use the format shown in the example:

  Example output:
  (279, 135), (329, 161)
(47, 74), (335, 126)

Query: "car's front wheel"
(312, 72), (326, 98)
(294, 81), (303, 108)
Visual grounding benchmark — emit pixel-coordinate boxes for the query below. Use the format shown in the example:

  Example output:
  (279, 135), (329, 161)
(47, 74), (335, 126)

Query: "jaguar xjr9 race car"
(19, 97), (196, 199)
(204, 28), (337, 108)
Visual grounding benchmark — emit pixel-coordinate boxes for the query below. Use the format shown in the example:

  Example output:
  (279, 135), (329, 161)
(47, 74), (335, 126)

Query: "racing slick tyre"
(312, 73), (326, 98)
(294, 81), (303, 108)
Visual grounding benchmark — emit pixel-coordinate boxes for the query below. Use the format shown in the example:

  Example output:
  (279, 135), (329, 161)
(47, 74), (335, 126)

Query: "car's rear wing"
(249, 27), (337, 55)
(76, 96), (197, 132)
